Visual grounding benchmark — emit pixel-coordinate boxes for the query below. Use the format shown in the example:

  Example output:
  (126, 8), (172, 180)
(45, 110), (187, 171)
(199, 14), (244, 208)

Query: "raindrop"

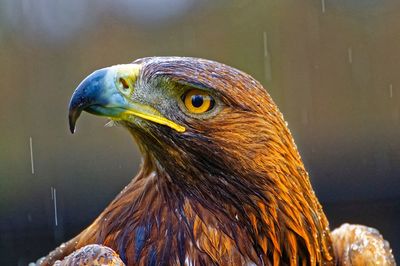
(29, 137), (35, 174)
(263, 32), (269, 58)
(51, 186), (58, 226)
(348, 47), (353, 64)
(321, 0), (326, 13)
(389, 84), (393, 98)
(263, 31), (272, 82)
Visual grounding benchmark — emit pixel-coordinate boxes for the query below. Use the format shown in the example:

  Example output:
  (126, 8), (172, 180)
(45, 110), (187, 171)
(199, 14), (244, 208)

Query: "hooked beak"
(68, 64), (185, 134)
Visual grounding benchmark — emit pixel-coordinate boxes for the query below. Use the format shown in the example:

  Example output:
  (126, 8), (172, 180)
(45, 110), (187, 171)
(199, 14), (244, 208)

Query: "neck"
(73, 149), (334, 265)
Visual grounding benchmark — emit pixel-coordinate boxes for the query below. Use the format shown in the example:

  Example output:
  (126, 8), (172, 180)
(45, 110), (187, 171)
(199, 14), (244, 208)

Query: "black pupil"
(191, 95), (204, 108)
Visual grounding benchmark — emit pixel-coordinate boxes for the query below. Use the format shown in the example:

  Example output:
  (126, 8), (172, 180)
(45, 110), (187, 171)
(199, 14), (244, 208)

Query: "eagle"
(37, 57), (395, 265)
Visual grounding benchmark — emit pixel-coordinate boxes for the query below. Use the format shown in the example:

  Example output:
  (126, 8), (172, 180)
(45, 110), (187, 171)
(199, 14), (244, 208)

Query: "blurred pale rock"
(53, 244), (125, 266)
(332, 223), (396, 266)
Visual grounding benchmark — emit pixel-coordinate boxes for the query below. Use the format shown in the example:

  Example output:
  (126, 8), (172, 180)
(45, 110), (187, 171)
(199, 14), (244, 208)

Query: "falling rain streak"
(321, 0), (326, 13)
(348, 48), (353, 64)
(263, 31), (272, 82)
(51, 187), (58, 226)
(29, 137), (35, 174)
(263, 31), (268, 57)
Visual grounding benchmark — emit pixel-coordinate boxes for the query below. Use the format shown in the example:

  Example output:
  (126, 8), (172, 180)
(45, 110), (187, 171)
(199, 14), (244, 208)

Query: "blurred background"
(0, 0), (399, 264)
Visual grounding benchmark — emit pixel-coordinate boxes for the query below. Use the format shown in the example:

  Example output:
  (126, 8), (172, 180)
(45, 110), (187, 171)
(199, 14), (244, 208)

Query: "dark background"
(0, 0), (399, 264)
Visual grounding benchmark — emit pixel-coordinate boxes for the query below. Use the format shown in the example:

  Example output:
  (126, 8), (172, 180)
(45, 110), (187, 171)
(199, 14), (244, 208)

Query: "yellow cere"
(108, 64), (186, 133)
(112, 64), (142, 94)
(184, 89), (213, 114)
(114, 64), (141, 81)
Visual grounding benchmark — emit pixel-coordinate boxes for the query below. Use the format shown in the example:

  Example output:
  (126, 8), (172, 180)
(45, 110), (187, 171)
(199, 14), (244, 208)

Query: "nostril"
(119, 77), (130, 90)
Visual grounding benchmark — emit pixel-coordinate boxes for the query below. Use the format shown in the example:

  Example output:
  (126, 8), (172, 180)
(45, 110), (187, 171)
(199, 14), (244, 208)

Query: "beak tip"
(69, 120), (76, 134)
(69, 125), (76, 134)
(68, 111), (79, 134)
(67, 68), (110, 134)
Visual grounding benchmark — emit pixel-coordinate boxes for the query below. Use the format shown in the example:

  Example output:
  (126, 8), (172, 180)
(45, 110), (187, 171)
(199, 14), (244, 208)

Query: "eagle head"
(68, 57), (334, 265)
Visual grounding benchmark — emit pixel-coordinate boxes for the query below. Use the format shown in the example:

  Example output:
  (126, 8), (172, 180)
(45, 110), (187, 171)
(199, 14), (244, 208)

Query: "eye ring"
(182, 89), (215, 114)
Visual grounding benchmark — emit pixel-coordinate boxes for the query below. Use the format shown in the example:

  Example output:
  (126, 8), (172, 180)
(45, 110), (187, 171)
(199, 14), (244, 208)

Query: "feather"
(38, 57), (395, 266)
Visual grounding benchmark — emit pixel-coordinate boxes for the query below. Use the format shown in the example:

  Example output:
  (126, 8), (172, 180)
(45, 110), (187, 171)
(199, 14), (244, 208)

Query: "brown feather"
(40, 57), (337, 265)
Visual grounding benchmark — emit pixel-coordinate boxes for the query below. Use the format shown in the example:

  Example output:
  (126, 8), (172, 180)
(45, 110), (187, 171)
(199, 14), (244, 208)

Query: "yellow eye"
(182, 89), (215, 114)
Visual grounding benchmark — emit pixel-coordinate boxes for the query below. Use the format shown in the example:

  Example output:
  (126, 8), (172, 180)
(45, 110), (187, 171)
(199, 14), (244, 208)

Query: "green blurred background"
(0, 0), (399, 264)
